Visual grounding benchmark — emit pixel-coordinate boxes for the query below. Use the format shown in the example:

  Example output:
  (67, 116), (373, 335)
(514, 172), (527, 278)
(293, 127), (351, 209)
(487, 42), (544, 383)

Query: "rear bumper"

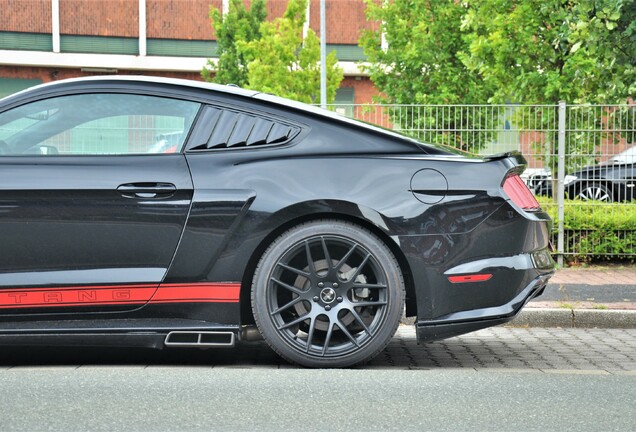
(416, 270), (553, 342)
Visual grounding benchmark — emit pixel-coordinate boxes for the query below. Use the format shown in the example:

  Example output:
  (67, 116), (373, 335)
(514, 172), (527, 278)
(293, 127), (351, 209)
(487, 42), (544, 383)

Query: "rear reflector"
(448, 274), (492, 283)
(503, 174), (540, 211)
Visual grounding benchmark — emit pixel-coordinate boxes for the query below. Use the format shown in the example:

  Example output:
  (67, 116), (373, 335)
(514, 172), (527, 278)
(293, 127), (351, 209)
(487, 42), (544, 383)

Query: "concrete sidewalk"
(548, 266), (636, 286)
(528, 266), (635, 309)
(513, 266), (636, 329)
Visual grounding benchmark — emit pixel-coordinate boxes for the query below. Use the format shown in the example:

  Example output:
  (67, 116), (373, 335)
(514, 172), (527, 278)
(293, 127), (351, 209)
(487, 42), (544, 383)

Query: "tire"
(577, 183), (613, 202)
(251, 220), (405, 368)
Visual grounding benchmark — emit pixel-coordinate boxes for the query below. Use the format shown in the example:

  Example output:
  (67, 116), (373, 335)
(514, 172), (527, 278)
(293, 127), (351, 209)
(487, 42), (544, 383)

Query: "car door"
(162, 105), (301, 284)
(0, 92), (200, 314)
(616, 163), (636, 201)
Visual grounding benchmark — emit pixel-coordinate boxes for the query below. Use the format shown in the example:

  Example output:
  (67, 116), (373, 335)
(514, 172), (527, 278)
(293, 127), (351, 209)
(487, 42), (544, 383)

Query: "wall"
(0, 0), (52, 33)
(147, 0), (222, 40)
(0, 0), (375, 43)
(60, 0), (138, 36)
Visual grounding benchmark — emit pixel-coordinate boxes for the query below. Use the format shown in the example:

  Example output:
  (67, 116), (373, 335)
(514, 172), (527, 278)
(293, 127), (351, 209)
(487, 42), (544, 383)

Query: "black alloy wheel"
(251, 220), (404, 367)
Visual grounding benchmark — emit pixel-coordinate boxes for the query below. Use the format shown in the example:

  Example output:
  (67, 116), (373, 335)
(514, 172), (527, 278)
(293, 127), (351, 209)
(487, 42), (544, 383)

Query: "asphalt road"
(536, 282), (636, 303)
(0, 367), (634, 432)
(1, 326), (635, 432)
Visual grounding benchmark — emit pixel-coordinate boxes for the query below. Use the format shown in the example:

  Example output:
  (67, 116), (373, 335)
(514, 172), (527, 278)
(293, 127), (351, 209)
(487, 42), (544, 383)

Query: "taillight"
(503, 174), (540, 211)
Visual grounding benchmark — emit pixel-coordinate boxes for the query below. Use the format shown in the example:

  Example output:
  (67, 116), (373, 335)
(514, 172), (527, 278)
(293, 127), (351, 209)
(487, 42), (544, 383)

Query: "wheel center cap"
(320, 287), (336, 304)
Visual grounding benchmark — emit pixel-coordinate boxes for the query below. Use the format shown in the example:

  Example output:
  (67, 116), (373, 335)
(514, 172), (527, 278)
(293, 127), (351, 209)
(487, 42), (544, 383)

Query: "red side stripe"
(151, 283), (240, 303)
(0, 283), (158, 294)
(0, 282), (240, 309)
(0, 284), (157, 309)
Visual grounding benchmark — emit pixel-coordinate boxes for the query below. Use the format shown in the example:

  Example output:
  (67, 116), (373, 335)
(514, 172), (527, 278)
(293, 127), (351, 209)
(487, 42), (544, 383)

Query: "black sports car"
(0, 77), (554, 367)
(565, 159), (636, 202)
(525, 147), (636, 202)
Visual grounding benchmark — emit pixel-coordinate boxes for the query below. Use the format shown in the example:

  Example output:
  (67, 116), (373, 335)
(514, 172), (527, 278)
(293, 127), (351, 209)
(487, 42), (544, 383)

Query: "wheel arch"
(239, 208), (416, 326)
(571, 180), (615, 202)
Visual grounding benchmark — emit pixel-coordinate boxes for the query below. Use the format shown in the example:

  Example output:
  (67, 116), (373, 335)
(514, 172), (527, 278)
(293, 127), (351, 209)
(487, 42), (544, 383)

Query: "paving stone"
(1, 326), (634, 372)
(377, 327), (636, 372)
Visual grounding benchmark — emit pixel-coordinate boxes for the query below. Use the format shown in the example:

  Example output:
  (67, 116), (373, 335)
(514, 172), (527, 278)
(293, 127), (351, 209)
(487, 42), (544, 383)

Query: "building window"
(334, 87), (355, 117)
(0, 78), (43, 99)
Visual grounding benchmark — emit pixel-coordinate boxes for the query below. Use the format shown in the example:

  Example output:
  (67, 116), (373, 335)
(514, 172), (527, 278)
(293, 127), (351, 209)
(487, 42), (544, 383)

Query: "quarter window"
(0, 93), (201, 156)
(188, 106), (300, 151)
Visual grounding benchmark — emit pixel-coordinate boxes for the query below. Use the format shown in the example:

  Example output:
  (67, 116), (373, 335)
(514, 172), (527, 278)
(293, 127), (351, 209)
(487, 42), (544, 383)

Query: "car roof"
(7, 75), (261, 100)
(3, 75), (444, 153)
(617, 146), (636, 156)
(21, 76), (355, 125)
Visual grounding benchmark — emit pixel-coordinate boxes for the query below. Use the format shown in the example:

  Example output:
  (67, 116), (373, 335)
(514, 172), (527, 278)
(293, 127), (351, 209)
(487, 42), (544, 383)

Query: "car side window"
(0, 93), (201, 156)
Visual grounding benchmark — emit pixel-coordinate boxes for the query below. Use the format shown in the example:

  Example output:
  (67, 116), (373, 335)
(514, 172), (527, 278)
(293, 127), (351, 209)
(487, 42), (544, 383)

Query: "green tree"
(201, 0), (266, 86)
(359, 0), (496, 151)
(240, 0), (343, 103)
(361, 0), (634, 160)
(460, 0), (635, 172)
(460, 0), (634, 104)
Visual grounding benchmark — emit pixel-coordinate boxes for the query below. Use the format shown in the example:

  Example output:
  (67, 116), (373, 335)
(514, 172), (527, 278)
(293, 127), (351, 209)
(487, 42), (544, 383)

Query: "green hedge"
(538, 197), (636, 262)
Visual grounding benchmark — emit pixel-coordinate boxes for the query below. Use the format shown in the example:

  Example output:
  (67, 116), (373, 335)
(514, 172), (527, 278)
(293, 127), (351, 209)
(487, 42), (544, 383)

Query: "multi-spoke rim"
(578, 184), (611, 202)
(266, 235), (389, 358)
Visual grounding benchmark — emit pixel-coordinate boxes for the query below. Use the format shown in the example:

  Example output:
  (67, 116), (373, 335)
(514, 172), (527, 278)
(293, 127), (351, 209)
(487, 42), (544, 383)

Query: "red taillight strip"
(503, 174), (540, 211)
(448, 274), (493, 283)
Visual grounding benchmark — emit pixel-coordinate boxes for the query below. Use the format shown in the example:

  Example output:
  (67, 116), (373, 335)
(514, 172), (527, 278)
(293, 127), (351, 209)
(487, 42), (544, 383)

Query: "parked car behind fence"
(524, 146), (636, 203)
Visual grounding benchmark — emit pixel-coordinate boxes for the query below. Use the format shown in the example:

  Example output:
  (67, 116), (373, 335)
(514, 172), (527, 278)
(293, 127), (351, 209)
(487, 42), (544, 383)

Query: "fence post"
(557, 101), (566, 266)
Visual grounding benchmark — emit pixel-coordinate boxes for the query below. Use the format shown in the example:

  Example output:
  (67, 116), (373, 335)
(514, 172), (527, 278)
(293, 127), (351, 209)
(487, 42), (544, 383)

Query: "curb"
(509, 308), (636, 329)
(401, 309), (636, 329)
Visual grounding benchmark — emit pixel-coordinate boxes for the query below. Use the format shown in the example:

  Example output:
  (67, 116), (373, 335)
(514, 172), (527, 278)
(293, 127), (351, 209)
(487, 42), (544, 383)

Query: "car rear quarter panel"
(172, 92), (551, 325)
(177, 133), (540, 323)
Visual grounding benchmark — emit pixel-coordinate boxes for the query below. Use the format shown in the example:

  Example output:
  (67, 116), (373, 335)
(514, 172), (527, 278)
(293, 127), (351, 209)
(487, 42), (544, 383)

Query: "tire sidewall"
(251, 220), (404, 368)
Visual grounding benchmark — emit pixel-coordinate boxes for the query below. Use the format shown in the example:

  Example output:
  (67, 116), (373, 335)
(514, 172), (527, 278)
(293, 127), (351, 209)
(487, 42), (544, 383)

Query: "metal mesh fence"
(326, 103), (636, 261)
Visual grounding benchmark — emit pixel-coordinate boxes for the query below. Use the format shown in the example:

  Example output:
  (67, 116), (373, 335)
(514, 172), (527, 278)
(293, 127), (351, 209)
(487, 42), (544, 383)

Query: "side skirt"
(0, 318), (240, 349)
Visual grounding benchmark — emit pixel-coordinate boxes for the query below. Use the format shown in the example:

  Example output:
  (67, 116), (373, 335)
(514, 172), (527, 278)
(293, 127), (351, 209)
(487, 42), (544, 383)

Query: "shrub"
(538, 197), (636, 262)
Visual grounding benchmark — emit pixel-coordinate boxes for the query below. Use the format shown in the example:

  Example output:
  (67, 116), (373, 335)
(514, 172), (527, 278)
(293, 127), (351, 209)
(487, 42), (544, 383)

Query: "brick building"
(0, 0), (380, 103)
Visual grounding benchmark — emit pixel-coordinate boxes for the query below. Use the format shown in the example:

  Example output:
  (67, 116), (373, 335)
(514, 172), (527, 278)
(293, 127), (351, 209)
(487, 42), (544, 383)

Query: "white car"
(611, 146), (636, 165)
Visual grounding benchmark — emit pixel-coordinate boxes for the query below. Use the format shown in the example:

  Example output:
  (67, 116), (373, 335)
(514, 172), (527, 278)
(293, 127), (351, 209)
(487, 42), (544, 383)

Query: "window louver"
(195, 107), (299, 150)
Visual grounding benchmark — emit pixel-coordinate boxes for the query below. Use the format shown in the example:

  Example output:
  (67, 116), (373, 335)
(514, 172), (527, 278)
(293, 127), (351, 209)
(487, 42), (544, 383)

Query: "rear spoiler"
(483, 151), (527, 175)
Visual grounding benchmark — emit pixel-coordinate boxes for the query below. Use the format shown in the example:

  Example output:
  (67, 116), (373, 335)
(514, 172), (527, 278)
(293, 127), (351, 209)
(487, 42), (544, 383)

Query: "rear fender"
(238, 199), (417, 324)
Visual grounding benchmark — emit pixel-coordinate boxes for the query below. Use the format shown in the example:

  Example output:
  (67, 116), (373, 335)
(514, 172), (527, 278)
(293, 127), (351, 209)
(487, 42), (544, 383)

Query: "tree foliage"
(460, 0), (635, 104)
(361, 1), (491, 105)
(240, 0), (343, 104)
(202, 0), (266, 86)
(359, 0), (496, 150)
(361, 0), (635, 158)
(203, 0), (343, 104)
(460, 0), (635, 172)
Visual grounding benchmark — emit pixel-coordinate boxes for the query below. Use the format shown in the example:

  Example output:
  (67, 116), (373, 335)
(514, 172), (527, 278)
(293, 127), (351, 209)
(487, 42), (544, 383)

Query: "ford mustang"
(0, 77), (554, 367)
